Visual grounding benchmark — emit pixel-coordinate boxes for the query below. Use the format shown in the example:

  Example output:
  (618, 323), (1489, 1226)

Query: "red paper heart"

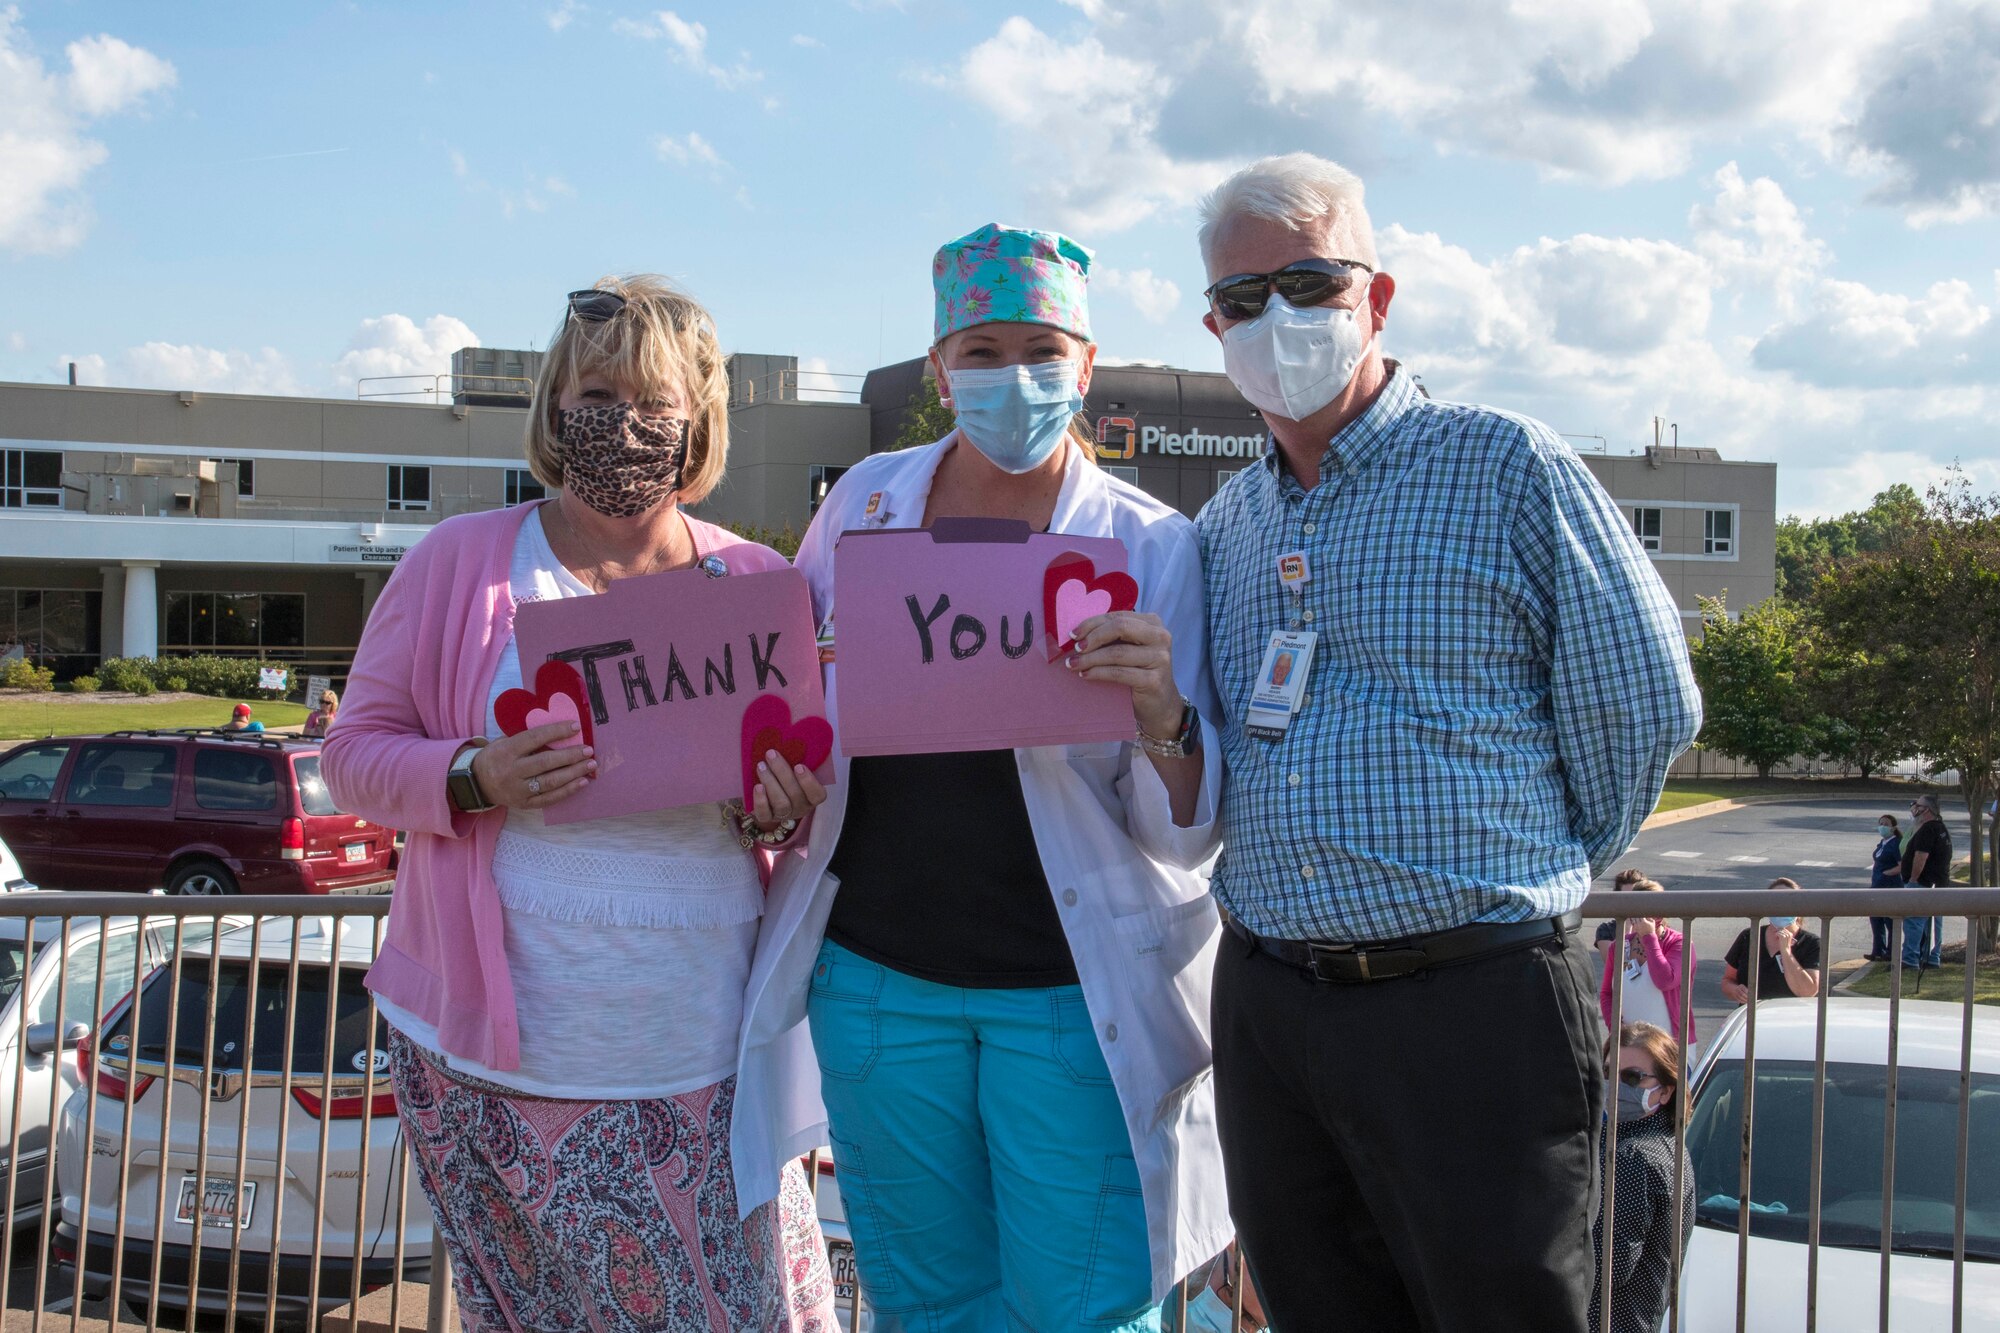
(740, 693), (834, 807)
(1042, 554), (1139, 661)
(493, 660), (594, 751)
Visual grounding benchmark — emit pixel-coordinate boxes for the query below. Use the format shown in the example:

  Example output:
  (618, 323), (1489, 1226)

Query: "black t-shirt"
(1724, 925), (1822, 1000)
(826, 750), (1079, 989)
(1902, 819), (1953, 886)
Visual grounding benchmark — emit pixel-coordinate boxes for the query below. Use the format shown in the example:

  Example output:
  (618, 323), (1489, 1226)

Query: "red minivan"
(0, 730), (395, 896)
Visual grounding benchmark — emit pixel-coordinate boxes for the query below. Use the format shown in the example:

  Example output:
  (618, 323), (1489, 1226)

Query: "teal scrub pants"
(807, 939), (1160, 1333)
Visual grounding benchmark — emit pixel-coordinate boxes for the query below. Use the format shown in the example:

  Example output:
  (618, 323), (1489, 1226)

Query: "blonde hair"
(524, 275), (731, 504)
(319, 690), (338, 709)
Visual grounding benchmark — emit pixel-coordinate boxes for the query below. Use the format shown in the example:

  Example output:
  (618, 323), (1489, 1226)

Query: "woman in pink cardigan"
(1598, 876), (1698, 1067)
(323, 277), (835, 1332)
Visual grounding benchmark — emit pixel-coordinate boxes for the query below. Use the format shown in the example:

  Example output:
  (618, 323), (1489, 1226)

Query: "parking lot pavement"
(1592, 795), (1980, 1042)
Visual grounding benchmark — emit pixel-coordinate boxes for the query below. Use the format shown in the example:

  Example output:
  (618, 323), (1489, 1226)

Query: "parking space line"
(1797, 860), (1836, 868)
(1661, 850), (1701, 859)
(1726, 855), (1768, 863)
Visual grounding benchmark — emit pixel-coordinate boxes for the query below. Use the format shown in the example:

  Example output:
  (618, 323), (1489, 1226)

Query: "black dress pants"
(1212, 925), (1605, 1332)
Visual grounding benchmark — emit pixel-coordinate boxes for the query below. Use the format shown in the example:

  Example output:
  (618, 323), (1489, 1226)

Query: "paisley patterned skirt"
(389, 1031), (836, 1333)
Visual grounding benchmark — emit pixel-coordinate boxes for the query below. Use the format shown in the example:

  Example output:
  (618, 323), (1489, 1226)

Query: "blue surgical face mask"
(944, 360), (1085, 474)
(1768, 916), (1796, 929)
(1616, 1082), (1661, 1123)
(1878, 824), (1894, 836)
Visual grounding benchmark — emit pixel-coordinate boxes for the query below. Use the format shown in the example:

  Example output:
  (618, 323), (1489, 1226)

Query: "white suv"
(54, 916), (431, 1322)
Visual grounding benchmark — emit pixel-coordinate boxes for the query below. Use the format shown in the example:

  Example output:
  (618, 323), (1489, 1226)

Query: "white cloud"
(616, 9), (763, 90)
(1095, 266), (1181, 322)
(63, 343), (301, 396)
(935, 0), (1979, 231)
(950, 16), (1221, 232)
(6, 332), (25, 353)
(791, 33), (822, 47)
(794, 356), (852, 402)
(1373, 167), (2000, 519)
(0, 9), (176, 254)
(545, 0), (584, 32)
(331, 314), (480, 391)
(447, 148), (574, 219)
(655, 131), (724, 169)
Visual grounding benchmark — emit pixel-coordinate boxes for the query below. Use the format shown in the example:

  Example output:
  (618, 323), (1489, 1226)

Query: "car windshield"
(98, 955), (387, 1079)
(1689, 1059), (2000, 1262)
(291, 754), (341, 817)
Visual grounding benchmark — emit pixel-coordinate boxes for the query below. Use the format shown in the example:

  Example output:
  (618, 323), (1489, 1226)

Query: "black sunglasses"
(566, 289), (628, 324)
(1204, 258), (1374, 321)
(1617, 1068), (1662, 1088)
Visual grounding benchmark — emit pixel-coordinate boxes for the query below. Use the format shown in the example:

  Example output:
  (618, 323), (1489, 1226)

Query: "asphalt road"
(1590, 795), (1982, 1043)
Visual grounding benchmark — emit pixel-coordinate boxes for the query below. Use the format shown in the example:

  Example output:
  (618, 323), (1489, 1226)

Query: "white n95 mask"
(1220, 294), (1373, 421)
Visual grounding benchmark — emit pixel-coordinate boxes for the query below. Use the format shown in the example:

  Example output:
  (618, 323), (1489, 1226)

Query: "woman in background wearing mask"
(1718, 878), (1822, 1003)
(1866, 813), (1904, 961)
(734, 224), (1232, 1331)
(1590, 1022), (1695, 1333)
(325, 276), (836, 1330)
(1596, 877), (1696, 1074)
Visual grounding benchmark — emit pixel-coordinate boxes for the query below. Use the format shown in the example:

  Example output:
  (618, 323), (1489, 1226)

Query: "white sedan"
(1678, 997), (2000, 1330)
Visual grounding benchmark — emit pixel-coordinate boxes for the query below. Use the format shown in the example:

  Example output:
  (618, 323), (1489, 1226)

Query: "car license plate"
(343, 842), (367, 864)
(828, 1240), (857, 1303)
(175, 1175), (255, 1230)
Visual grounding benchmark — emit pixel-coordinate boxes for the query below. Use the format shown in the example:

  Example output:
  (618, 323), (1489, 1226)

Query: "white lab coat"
(728, 435), (1232, 1302)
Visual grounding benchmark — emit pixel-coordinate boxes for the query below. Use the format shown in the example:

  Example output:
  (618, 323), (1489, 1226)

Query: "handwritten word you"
(905, 594), (1036, 664)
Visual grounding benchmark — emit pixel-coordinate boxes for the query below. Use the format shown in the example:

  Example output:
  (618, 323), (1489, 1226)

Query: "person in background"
(303, 688), (340, 738)
(1902, 793), (1952, 969)
(222, 702), (263, 733)
(1866, 813), (1903, 962)
(1590, 1022), (1695, 1333)
(1597, 878), (1696, 1073)
(324, 274), (835, 1331)
(1719, 879), (1821, 1002)
(1594, 868), (1650, 958)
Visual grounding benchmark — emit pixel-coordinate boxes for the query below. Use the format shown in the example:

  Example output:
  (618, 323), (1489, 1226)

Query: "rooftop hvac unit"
(451, 347), (541, 408)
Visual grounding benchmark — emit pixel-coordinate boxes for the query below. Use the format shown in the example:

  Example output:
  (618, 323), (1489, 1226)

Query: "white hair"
(1196, 153), (1378, 274)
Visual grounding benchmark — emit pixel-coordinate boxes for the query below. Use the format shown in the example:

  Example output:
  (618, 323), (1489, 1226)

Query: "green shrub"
(98, 657), (158, 693)
(128, 675), (156, 696)
(71, 674), (102, 692)
(2, 658), (56, 691)
(164, 675), (188, 691)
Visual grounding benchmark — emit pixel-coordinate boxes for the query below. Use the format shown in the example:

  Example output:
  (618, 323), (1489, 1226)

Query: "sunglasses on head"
(566, 289), (627, 324)
(1204, 258), (1374, 321)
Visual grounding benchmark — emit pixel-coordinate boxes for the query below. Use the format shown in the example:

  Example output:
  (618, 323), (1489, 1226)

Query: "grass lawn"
(1845, 959), (2000, 1007)
(0, 697), (310, 739)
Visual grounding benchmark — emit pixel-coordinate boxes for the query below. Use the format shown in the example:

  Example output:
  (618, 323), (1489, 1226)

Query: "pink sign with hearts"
(832, 519), (1136, 755)
(512, 564), (829, 823)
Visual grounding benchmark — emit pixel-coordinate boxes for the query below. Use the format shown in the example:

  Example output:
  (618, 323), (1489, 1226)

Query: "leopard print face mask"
(554, 403), (691, 518)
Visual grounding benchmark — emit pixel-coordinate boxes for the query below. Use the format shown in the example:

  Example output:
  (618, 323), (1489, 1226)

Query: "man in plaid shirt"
(1192, 153), (1700, 1332)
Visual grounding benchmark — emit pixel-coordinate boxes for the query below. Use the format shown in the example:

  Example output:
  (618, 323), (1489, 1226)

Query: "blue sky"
(2, 0), (1997, 518)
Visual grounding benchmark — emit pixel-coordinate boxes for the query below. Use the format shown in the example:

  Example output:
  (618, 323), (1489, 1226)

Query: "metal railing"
(0, 888), (1992, 1332)
(353, 375), (535, 404)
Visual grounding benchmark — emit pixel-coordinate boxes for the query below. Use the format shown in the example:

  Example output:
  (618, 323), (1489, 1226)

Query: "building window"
(1704, 508), (1734, 556)
(387, 465), (431, 512)
(208, 457), (255, 497)
(1631, 507), (1662, 552)
(505, 469), (547, 506)
(808, 464), (849, 516)
(2, 449), (63, 508)
(1216, 468), (1241, 490)
(0, 589), (102, 677)
(1103, 465), (1140, 486)
(164, 591), (307, 651)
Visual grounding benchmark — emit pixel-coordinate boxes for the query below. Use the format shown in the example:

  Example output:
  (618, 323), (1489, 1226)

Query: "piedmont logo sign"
(1096, 416), (1265, 461)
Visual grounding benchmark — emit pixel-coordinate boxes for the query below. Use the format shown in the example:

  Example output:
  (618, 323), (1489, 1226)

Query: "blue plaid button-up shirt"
(1197, 367), (1701, 942)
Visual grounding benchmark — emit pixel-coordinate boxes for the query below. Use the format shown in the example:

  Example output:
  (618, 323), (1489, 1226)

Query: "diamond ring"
(526, 777), (543, 795)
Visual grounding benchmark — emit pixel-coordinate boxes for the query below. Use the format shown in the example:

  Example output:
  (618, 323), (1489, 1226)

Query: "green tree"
(1814, 470), (2000, 943)
(1803, 642), (1915, 779)
(1687, 593), (1821, 779)
(892, 372), (957, 452)
(1774, 483), (1926, 595)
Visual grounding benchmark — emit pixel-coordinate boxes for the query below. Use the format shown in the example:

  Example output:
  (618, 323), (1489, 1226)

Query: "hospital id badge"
(1244, 630), (1317, 740)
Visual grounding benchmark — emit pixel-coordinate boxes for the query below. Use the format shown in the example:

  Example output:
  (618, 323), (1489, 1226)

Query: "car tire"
(166, 859), (239, 896)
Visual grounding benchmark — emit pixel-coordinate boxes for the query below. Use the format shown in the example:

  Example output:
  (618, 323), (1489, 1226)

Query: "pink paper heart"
(523, 691), (584, 748)
(1054, 578), (1114, 647)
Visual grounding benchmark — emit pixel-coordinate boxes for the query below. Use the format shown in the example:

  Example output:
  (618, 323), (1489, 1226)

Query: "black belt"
(1228, 911), (1580, 984)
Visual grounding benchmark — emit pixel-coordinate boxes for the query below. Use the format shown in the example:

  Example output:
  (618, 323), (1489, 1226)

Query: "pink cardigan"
(322, 501), (790, 1071)
(1598, 923), (1697, 1049)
